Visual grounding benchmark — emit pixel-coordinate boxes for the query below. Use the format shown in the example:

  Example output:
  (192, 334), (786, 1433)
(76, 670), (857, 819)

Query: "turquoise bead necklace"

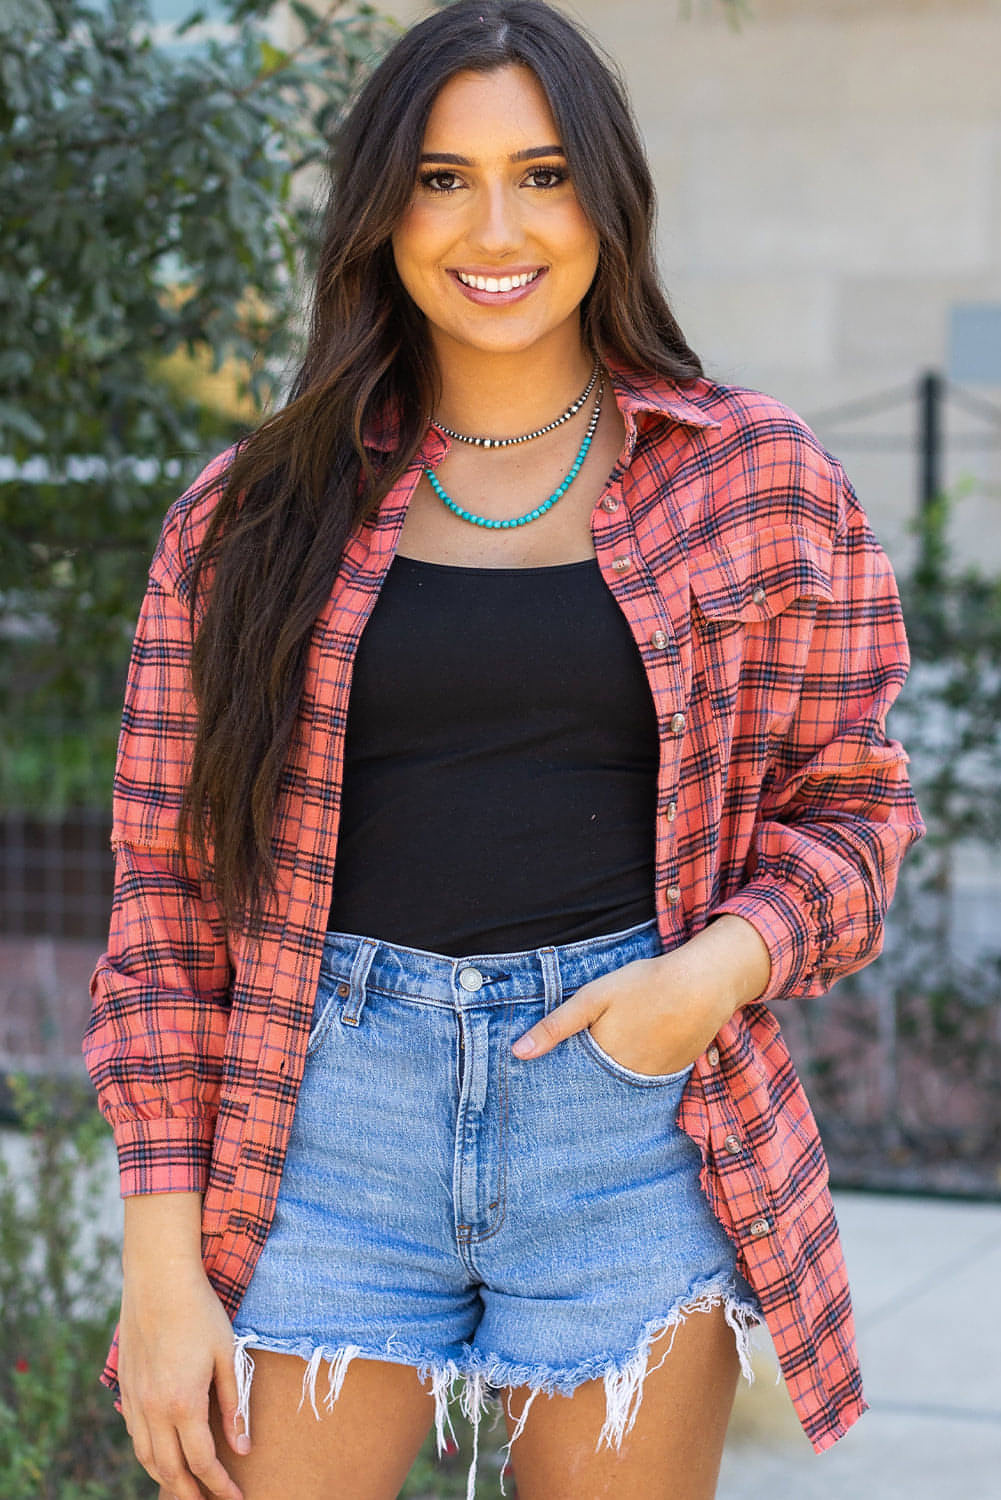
(424, 378), (603, 530)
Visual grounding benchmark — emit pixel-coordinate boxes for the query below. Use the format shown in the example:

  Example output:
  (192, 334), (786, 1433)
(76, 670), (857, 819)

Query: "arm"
(83, 463), (251, 1497)
(712, 469), (925, 1002)
(118, 1192), (248, 1500)
(84, 574), (232, 1196)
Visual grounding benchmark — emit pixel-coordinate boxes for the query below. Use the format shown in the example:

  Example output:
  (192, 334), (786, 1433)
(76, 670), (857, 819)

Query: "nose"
(468, 179), (523, 259)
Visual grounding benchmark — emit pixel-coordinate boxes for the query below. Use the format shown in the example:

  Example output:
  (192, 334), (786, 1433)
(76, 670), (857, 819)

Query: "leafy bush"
(0, 1074), (144, 1499)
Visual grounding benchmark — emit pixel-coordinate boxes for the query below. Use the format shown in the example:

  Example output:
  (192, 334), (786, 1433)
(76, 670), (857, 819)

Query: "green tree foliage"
(0, 0), (396, 809)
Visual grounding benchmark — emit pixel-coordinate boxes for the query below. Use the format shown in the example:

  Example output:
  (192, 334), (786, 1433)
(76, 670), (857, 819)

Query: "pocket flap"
(690, 526), (834, 623)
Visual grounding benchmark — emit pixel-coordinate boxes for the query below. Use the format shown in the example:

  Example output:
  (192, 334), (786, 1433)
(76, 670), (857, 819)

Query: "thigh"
(503, 1303), (741, 1500)
(162, 1351), (437, 1500)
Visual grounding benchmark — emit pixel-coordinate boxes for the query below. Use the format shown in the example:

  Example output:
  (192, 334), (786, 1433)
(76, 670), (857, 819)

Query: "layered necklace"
(426, 361), (603, 530)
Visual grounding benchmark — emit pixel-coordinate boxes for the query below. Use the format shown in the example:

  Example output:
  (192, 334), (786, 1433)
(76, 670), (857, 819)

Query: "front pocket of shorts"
(576, 1028), (695, 1088)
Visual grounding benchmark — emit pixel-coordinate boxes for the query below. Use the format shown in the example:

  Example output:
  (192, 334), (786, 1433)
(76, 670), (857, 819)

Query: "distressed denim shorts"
(231, 917), (762, 1497)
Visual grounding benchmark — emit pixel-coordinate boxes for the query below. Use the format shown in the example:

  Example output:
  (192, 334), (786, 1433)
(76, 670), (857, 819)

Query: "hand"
(510, 916), (772, 1073)
(510, 953), (729, 1075)
(119, 1258), (248, 1500)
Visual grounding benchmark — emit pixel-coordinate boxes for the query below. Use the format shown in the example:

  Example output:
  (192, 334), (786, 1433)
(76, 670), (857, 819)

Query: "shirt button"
(601, 495), (620, 513)
(670, 712), (686, 734)
(724, 1134), (743, 1155)
(611, 554), (631, 572)
(337, 982), (350, 998)
(749, 1217), (771, 1238)
(650, 629), (669, 649)
(706, 1044), (720, 1066)
(665, 800), (678, 823)
(458, 967), (483, 992)
(752, 586), (767, 604)
(665, 885), (682, 904)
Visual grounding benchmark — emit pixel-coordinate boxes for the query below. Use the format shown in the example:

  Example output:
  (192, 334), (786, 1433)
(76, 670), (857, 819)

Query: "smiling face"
(391, 64), (600, 363)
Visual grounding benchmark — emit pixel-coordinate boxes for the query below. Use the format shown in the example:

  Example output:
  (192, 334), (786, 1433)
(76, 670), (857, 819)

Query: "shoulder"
(691, 379), (851, 541)
(148, 445), (239, 601)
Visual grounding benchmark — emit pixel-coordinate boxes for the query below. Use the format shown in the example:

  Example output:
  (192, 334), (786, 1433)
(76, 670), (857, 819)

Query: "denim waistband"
(319, 917), (661, 1010)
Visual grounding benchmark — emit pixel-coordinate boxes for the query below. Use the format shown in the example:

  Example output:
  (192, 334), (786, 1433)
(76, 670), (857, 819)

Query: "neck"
(430, 328), (596, 439)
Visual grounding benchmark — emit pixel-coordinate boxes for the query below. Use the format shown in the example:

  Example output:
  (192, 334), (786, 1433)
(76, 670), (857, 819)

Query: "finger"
(150, 1412), (214, 1500)
(129, 1411), (164, 1488)
(512, 989), (603, 1059)
(178, 1411), (244, 1500)
(148, 1429), (198, 1500)
(214, 1342), (252, 1456)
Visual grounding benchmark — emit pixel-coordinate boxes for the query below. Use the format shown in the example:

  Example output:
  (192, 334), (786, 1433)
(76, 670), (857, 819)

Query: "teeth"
(457, 270), (540, 292)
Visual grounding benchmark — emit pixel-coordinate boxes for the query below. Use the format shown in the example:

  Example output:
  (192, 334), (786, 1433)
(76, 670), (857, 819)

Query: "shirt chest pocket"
(688, 526), (835, 734)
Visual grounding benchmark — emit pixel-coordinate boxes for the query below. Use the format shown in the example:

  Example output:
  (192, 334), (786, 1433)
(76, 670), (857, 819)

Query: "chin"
(456, 329), (553, 357)
(444, 310), (584, 359)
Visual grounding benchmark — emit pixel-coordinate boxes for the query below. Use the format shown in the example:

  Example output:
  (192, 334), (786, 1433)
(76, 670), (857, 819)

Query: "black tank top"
(325, 553), (659, 955)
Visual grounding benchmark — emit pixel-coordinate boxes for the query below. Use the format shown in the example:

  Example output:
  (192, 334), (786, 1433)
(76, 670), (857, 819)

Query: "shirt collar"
(601, 354), (721, 435)
(361, 353), (720, 454)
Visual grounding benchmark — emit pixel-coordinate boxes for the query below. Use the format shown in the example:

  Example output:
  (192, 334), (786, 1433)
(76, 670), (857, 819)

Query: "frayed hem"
(230, 1280), (762, 1499)
(469, 1274), (762, 1472)
(231, 1330), (464, 1462)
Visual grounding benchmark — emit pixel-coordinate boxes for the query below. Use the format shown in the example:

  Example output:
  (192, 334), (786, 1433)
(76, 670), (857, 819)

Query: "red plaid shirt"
(85, 358), (924, 1451)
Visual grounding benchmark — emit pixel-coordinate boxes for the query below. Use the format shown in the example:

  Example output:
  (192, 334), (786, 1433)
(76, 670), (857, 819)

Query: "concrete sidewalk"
(719, 1189), (1001, 1498)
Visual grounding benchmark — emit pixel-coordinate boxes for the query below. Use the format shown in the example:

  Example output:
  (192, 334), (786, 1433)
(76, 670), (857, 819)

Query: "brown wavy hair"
(179, 0), (703, 930)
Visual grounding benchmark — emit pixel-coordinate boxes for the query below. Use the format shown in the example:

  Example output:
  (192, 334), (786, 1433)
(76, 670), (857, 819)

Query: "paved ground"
(719, 1190), (1001, 1498)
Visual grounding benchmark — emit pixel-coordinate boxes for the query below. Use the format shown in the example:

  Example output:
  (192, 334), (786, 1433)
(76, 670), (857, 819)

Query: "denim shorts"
(231, 917), (762, 1497)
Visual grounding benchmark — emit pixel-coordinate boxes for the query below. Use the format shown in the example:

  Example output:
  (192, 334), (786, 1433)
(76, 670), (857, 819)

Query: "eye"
(418, 169), (464, 194)
(525, 165), (568, 189)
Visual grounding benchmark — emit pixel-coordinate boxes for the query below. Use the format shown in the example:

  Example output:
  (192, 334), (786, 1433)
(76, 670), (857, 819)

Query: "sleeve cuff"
(112, 1115), (215, 1197)
(713, 876), (818, 1003)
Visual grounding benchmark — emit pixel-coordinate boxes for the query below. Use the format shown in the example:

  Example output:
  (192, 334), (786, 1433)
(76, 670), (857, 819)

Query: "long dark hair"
(179, 0), (703, 930)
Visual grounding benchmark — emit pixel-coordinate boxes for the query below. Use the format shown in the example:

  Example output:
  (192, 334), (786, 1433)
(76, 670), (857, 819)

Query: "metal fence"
(1, 809), (113, 941)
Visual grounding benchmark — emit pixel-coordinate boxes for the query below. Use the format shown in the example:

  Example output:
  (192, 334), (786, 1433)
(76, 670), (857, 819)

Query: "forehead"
(422, 65), (560, 155)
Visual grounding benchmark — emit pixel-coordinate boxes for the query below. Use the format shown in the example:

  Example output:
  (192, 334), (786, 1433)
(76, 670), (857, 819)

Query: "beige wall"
(391, 1), (1001, 566)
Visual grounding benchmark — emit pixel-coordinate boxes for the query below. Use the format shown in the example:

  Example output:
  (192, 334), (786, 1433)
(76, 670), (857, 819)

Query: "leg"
(160, 1350), (437, 1500)
(502, 1302), (741, 1500)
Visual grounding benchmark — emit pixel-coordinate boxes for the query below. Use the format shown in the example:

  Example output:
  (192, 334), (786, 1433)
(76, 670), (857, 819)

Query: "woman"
(84, 3), (924, 1498)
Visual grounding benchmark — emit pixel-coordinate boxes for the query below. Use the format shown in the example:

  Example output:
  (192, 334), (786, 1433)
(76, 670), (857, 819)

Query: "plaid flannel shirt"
(84, 358), (924, 1451)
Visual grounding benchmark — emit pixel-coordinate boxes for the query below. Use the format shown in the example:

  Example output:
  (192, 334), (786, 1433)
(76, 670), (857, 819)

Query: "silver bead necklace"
(432, 362), (600, 449)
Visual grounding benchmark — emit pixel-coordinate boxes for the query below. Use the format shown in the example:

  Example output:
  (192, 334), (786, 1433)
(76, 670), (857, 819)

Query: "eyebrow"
(418, 145), (566, 165)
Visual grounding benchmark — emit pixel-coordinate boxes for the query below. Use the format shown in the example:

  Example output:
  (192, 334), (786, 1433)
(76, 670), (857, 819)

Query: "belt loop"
(539, 946), (562, 1015)
(341, 938), (378, 1026)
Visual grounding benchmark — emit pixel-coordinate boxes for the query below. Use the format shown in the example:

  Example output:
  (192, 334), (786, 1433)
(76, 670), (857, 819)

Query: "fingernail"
(512, 1035), (535, 1057)
(236, 1434), (251, 1454)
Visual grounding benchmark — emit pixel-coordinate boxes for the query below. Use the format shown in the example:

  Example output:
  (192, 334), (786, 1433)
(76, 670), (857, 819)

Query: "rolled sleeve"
(83, 462), (234, 1195)
(714, 472), (925, 1000)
